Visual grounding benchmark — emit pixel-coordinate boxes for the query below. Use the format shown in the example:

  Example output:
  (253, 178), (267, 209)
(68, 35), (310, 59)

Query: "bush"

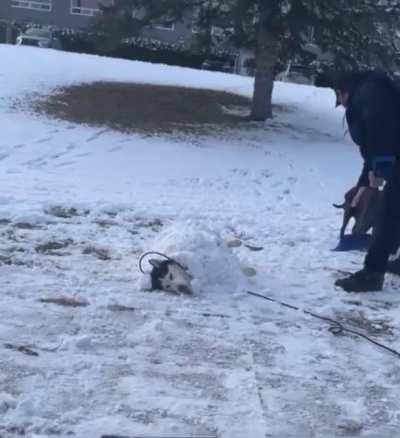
(109, 44), (206, 69)
(55, 31), (232, 70)
(56, 30), (98, 54)
(3, 22), (232, 71)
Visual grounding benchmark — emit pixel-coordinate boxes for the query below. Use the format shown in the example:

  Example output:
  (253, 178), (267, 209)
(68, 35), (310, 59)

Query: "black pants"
(365, 165), (400, 273)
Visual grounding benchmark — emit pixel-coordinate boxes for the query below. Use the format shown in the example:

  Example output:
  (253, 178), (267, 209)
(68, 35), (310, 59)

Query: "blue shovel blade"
(332, 234), (372, 252)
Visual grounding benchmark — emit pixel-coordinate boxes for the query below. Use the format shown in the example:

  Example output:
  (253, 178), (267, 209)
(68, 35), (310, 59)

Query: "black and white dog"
(148, 258), (194, 295)
(139, 222), (258, 296)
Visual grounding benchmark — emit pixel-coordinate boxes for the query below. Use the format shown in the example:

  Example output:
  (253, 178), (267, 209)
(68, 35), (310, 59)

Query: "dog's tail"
(333, 202), (345, 209)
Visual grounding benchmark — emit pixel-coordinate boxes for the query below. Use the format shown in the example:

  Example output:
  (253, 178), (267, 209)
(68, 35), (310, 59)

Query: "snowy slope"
(0, 45), (400, 438)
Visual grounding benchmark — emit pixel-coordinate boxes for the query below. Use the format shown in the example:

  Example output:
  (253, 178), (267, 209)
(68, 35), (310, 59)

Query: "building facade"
(0, 0), (194, 47)
(0, 1), (250, 75)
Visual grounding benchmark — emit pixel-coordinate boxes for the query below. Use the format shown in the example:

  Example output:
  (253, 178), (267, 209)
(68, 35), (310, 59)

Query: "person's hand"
(368, 171), (384, 189)
(351, 186), (366, 208)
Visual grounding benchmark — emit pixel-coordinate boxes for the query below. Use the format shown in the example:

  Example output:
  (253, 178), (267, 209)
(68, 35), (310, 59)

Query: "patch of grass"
(35, 239), (73, 255)
(34, 82), (251, 134)
(45, 205), (90, 218)
(39, 297), (89, 307)
(82, 246), (111, 261)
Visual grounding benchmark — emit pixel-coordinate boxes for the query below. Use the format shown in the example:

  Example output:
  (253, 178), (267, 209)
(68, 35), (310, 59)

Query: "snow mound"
(140, 220), (247, 295)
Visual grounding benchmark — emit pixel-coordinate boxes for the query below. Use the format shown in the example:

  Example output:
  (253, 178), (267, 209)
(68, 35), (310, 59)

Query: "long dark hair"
(335, 71), (373, 94)
(337, 70), (400, 99)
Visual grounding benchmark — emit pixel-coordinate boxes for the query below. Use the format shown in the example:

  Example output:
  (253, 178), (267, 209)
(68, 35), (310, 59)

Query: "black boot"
(335, 269), (384, 292)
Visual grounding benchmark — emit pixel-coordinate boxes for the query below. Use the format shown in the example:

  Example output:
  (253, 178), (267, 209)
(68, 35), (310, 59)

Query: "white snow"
(0, 44), (400, 437)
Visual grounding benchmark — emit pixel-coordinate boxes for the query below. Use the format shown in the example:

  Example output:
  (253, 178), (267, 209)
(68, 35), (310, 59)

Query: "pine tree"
(95, 0), (400, 121)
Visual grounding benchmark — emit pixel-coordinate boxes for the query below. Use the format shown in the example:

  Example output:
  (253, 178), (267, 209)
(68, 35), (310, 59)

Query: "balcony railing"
(11, 0), (52, 11)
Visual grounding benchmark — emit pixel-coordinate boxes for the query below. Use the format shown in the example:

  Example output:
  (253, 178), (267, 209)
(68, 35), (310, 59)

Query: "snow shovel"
(332, 233), (372, 252)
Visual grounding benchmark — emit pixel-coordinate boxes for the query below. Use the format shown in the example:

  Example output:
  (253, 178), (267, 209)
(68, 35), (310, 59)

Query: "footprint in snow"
(35, 137), (53, 144)
(108, 146), (123, 152)
(56, 161), (76, 168)
(49, 146), (77, 160)
(74, 152), (92, 158)
(86, 129), (109, 143)
(22, 157), (47, 167)
(49, 153), (63, 160)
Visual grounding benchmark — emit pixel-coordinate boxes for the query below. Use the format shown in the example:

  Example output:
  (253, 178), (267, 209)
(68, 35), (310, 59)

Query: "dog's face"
(149, 259), (193, 294)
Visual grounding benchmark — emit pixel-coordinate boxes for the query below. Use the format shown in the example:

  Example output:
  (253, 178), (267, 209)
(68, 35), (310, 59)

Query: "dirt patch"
(35, 239), (73, 255)
(13, 222), (42, 230)
(334, 310), (394, 336)
(4, 343), (39, 357)
(45, 205), (90, 219)
(34, 82), (251, 134)
(39, 296), (89, 308)
(82, 245), (111, 261)
(107, 304), (136, 312)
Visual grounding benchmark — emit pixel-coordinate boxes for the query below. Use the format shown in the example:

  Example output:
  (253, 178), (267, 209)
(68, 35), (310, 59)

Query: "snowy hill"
(0, 45), (400, 437)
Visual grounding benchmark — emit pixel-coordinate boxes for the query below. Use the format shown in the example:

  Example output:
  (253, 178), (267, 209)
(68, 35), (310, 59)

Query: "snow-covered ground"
(1, 45), (400, 437)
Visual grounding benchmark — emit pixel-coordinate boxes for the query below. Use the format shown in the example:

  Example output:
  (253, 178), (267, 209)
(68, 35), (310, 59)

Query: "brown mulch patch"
(34, 82), (251, 134)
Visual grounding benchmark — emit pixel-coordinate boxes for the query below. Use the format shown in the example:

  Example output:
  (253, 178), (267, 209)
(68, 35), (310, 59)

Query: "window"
(11, 0), (52, 12)
(153, 15), (176, 31)
(70, 0), (100, 16)
(153, 22), (175, 31)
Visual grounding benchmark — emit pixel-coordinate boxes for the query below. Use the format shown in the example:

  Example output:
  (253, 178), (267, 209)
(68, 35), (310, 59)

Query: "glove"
(373, 156), (396, 180)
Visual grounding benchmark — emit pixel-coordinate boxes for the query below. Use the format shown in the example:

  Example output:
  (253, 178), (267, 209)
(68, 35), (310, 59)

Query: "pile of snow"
(139, 220), (248, 295)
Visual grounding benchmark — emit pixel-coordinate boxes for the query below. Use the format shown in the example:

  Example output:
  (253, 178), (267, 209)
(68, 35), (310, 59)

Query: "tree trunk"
(6, 23), (13, 44)
(250, 4), (279, 121)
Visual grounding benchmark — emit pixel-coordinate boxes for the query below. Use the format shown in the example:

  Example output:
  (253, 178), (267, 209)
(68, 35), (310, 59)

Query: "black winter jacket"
(345, 72), (400, 186)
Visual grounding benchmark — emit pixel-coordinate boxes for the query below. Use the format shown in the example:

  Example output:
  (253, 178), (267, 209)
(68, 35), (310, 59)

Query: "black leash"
(247, 290), (400, 359)
(138, 251), (189, 274)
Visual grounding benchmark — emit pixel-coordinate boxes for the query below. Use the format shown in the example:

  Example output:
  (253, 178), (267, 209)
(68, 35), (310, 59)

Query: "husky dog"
(148, 258), (194, 295)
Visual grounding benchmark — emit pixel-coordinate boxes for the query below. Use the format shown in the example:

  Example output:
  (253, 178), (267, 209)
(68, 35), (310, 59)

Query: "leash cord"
(247, 291), (400, 359)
